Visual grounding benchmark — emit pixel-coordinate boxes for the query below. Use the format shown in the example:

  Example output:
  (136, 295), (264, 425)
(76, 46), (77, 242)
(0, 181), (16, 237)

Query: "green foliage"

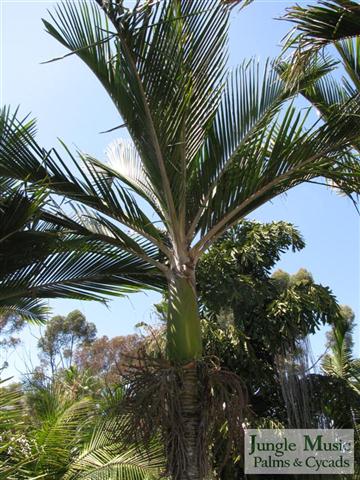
(1, 0), (360, 289)
(285, 0), (360, 51)
(151, 221), (347, 430)
(0, 380), (30, 479)
(0, 376), (164, 480)
(0, 110), (165, 326)
(63, 417), (163, 480)
(0, 380), (22, 428)
(283, 1), (360, 188)
(1, 218), (359, 479)
(0, 380), (95, 479)
(326, 305), (356, 353)
(0, 0), (359, 373)
(323, 305), (360, 392)
(0, 183), (57, 323)
(195, 220), (359, 477)
(198, 221), (340, 348)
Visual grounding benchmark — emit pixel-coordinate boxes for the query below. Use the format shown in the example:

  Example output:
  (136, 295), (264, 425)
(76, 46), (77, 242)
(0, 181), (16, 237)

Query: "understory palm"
(1, 1), (360, 478)
(0, 380), (163, 480)
(322, 310), (360, 395)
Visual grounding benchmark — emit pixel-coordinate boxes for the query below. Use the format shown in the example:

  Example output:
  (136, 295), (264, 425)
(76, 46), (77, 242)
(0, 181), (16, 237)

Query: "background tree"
(38, 310), (97, 376)
(74, 334), (141, 386)
(197, 221), (341, 413)
(2, 1), (360, 478)
(195, 221), (358, 478)
(322, 305), (360, 392)
(0, 314), (25, 372)
(325, 305), (356, 353)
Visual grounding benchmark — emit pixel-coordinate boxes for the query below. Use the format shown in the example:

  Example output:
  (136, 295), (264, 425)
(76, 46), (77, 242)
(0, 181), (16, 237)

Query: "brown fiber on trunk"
(178, 364), (202, 480)
(118, 356), (246, 480)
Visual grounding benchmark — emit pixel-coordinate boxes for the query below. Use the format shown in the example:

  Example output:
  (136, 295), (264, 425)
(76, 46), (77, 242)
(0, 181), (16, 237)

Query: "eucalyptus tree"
(38, 310), (97, 375)
(1, 0), (360, 478)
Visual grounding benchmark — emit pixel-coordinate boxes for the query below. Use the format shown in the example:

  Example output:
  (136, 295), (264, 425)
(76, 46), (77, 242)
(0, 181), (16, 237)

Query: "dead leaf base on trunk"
(114, 356), (247, 480)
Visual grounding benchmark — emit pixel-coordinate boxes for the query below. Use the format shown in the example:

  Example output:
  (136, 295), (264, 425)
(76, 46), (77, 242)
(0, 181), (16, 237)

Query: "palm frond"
(281, 12), (360, 170)
(0, 380), (28, 480)
(277, 52), (350, 117)
(322, 310), (360, 399)
(285, 0), (360, 51)
(287, 40), (359, 118)
(1, 239), (165, 304)
(3, 386), (96, 479)
(0, 109), (167, 253)
(304, 71), (350, 116)
(0, 379), (23, 432)
(0, 188), (58, 322)
(31, 397), (95, 475)
(337, 37), (360, 93)
(2, 2), (360, 332)
(186, 55), (338, 240)
(104, 139), (162, 215)
(187, 59), (286, 236)
(0, 109), (167, 323)
(0, 300), (49, 325)
(64, 417), (164, 480)
(191, 92), (360, 253)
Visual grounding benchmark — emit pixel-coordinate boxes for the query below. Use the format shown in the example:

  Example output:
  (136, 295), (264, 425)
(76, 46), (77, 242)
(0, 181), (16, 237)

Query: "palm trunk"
(180, 365), (201, 480)
(167, 270), (203, 480)
(167, 271), (202, 363)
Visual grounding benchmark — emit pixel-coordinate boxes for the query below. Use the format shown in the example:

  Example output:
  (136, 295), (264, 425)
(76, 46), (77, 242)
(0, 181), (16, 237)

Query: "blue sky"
(1, 0), (359, 379)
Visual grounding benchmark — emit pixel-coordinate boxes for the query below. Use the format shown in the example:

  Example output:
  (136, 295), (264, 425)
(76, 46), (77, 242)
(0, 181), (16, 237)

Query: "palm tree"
(0, 379), (25, 480)
(322, 307), (360, 395)
(1, 1), (360, 478)
(321, 308), (360, 477)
